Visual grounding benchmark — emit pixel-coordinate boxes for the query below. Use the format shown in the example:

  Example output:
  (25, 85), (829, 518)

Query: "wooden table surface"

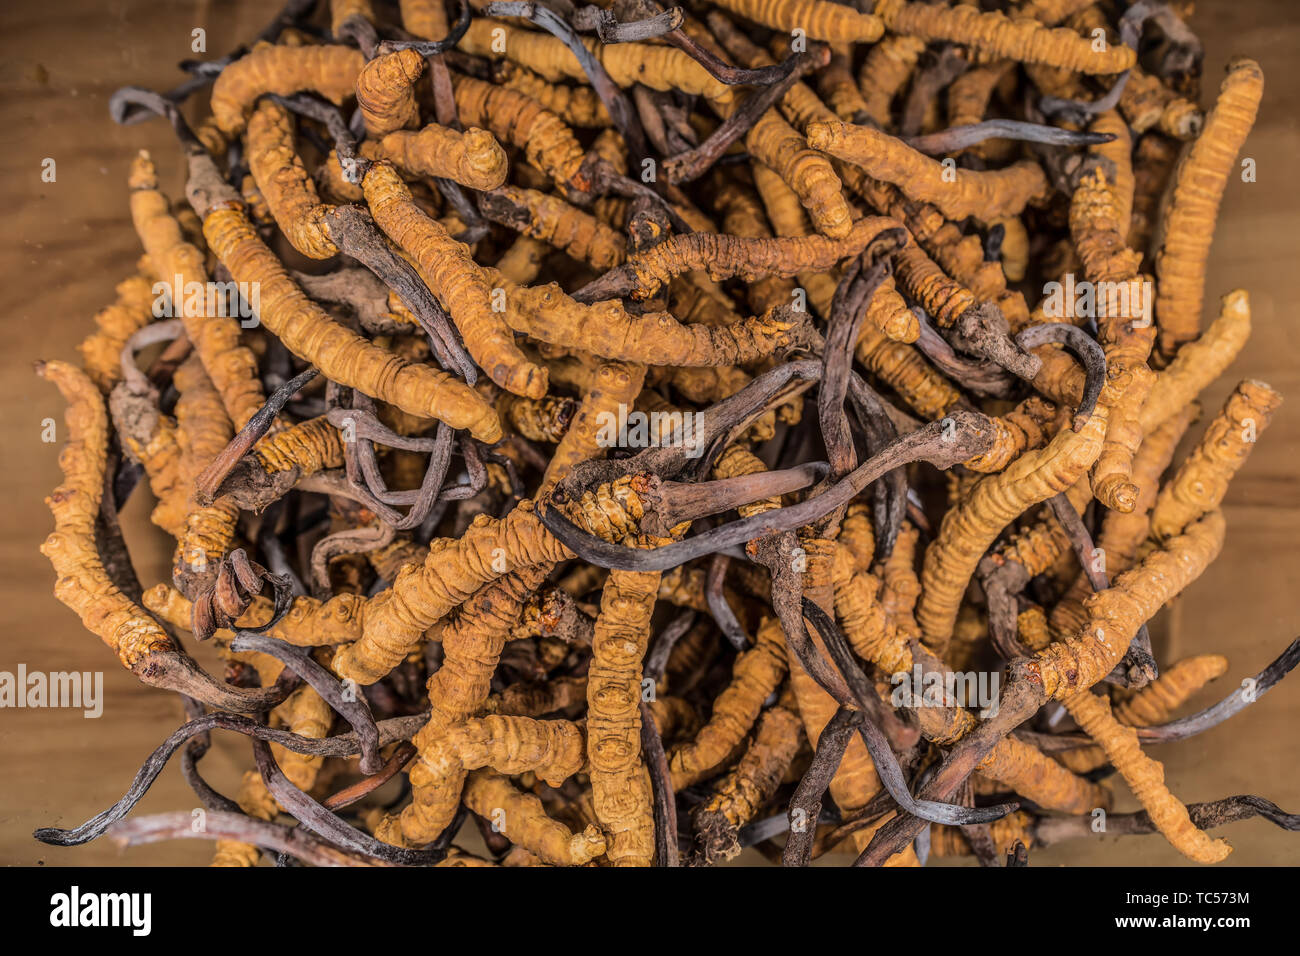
(1, 0), (1297, 866)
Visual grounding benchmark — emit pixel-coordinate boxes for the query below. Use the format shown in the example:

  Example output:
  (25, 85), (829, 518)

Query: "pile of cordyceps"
(35, 0), (1298, 867)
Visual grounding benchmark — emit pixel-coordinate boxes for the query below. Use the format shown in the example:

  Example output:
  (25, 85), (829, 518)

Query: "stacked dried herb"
(36, 0), (1299, 867)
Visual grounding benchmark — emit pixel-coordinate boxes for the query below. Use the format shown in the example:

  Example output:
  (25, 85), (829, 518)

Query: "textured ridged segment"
(1029, 511), (1225, 700)
(367, 123), (509, 192)
(402, 713), (585, 845)
(588, 564), (662, 866)
(333, 503), (572, 683)
(918, 404), (1109, 650)
(539, 360), (646, 497)
(873, 0), (1136, 73)
(37, 361), (176, 667)
(453, 74), (585, 192)
(1149, 380), (1281, 543)
(211, 45), (365, 136)
(356, 49), (425, 138)
(78, 275), (157, 392)
(246, 100), (338, 259)
(616, 216), (904, 301)
(1066, 689), (1231, 862)
(130, 152), (265, 430)
(711, 0), (882, 41)
(667, 616), (788, 788)
(496, 64), (610, 127)
(1155, 59), (1264, 358)
(1142, 290), (1253, 434)
(502, 282), (812, 367)
(364, 164), (545, 398)
(808, 121), (1050, 223)
(459, 20), (734, 104)
(202, 206), (501, 441)
(463, 771), (606, 865)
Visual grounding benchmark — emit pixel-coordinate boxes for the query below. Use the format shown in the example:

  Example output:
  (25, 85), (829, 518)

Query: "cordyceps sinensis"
(496, 280), (818, 369)
(210, 44), (365, 137)
(578, 215), (909, 303)
(478, 186), (627, 272)
(710, 0), (882, 42)
(393, 712), (588, 847)
(463, 771), (606, 866)
(692, 686), (803, 865)
(918, 398), (1110, 653)
(1056, 653), (1230, 775)
(1023, 510), (1226, 703)
(37, 362), (277, 714)
(1147, 380), (1281, 545)
(872, 0), (1136, 73)
(1155, 59), (1264, 361)
(1065, 689), (1232, 863)
(187, 161), (501, 442)
(128, 151), (265, 430)
(457, 19), (735, 107)
(1142, 290), (1253, 435)
(171, 355), (241, 599)
(77, 274), (157, 393)
(38, 0), (1297, 870)
(355, 48), (424, 139)
(666, 615), (788, 789)
(832, 547), (1108, 814)
(807, 122), (1050, 225)
(363, 163), (547, 398)
(363, 123), (509, 192)
(450, 73), (589, 197)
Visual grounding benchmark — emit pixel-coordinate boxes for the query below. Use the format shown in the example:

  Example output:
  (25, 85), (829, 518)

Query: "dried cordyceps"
(34, 0), (1296, 872)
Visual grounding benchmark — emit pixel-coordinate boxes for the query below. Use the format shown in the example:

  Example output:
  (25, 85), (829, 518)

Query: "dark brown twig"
(640, 700), (680, 866)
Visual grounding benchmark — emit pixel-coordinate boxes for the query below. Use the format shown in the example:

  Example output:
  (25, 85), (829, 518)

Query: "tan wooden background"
(0, 0), (1296, 866)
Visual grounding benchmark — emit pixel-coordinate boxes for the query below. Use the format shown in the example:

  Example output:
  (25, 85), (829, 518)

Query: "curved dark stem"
(1136, 638), (1300, 744)
(33, 711), (428, 846)
(325, 204), (476, 380)
(662, 45), (828, 185)
(196, 367), (319, 505)
(783, 706), (859, 866)
(821, 231), (906, 485)
(1016, 323), (1107, 430)
(541, 411), (997, 571)
(572, 4), (683, 42)
(705, 555), (748, 650)
(335, 405), (455, 530)
(231, 631), (384, 774)
(845, 372), (906, 561)
(645, 609), (698, 685)
(378, 0), (473, 56)
(1046, 492), (1157, 687)
(903, 120), (1116, 154)
(190, 547), (294, 642)
(107, 86), (204, 152)
(252, 736), (447, 865)
(559, 359), (824, 489)
(640, 701), (680, 866)
(108, 811), (390, 866)
(271, 92), (365, 183)
(694, 9), (810, 85)
(323, 743), (418, 811)
(336, 14), (381, 56)
(1033, 794), (1299, 847)
(914, 308), (1020, 399)
(1038, 72), (1132, 127)
(802, 599), (1016, 828)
